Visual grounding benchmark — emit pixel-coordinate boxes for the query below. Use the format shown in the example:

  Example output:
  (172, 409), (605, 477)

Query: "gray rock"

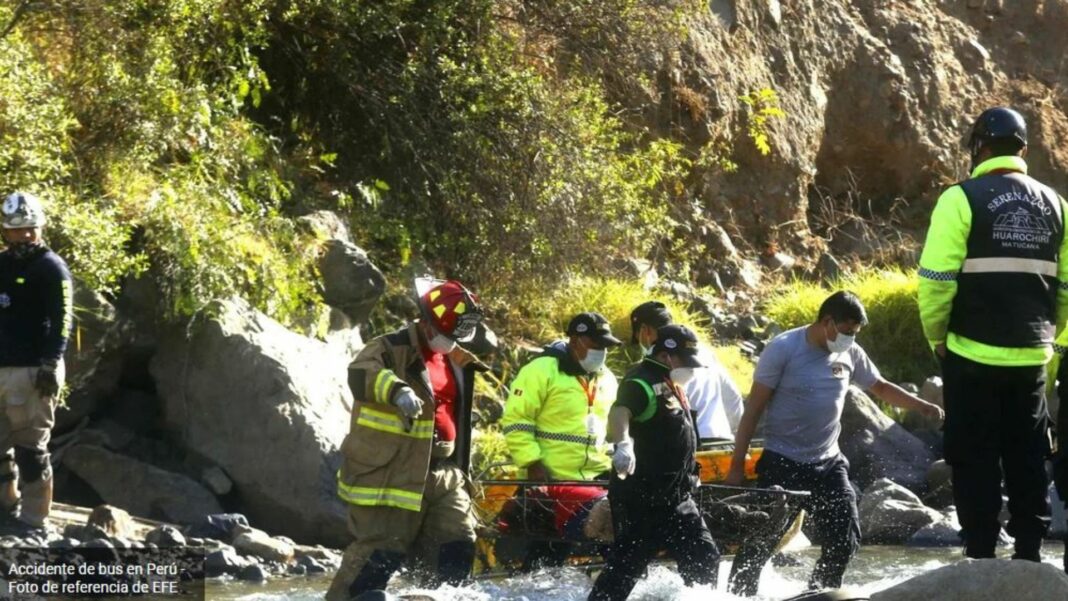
(923, 460), (954, 509)
(150, 298), (351, 546)
(296, 210), (351, 244)
(82, 538), (114, 550)
(237, 563), (268, 583)
(201, 467), (233, 496)
(233, 529), (295, 563)
(859, 478), (942, 543)
(62, 444), (222, 524)
(297, 555), (327, 574)
(702, 222), (739, 262)
(765, 0), (781, 26)
(82, 419), (137, 451)
(318, 240), (386, 325)
(737, 259), (762, 289)
(871, 558), (1068, 601)
(919, 376), (943, 406)
(47, 538), (80, 549)
(87, 505), (134, 539)
(56, 283), (124, 431)
(63, 523), (108, 542)
(204, 548), (249, 577)
(145, 526), (186, 548)
(761, 251), (795, 272)
(840, 386), (935, 492)
(907, 510), (962, 547)
(816, 252), (841, 283)
(287, 563), (307, 576)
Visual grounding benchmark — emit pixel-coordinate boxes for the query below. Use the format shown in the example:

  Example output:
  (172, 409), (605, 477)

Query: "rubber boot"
(348, 550), (404, 599)
(17, 476), (52, 528)
(435, 540), (475, 587)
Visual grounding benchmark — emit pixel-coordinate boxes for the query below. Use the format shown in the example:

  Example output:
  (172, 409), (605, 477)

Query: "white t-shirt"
(686, 347), (745, 440)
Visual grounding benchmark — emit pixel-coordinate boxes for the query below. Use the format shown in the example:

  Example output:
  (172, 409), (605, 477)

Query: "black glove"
(34, 366), (59, 397)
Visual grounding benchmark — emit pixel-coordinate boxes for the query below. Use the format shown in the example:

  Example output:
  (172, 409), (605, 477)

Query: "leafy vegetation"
(741, 88), (786, 157)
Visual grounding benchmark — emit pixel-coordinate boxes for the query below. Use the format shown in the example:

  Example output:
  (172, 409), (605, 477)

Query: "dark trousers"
(943, 350), (1051, 560)
(729, 450), (860, 594)
(588, 490), (719, 601)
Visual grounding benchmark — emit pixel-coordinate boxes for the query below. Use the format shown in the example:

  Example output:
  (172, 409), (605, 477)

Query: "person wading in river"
(501, 312), (621, 571)
(588, 324), (720, 601)
(726, 291), (943, 594)
(328, 278), (488, 600)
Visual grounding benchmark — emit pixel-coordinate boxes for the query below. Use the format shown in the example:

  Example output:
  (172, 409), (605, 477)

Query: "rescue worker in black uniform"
(0, 191), (72, 530)
(588, 324), (720, 601)
(918, 107), (1068, 561)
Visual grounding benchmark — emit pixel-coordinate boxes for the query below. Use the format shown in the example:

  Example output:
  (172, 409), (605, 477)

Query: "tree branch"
(0, 0), (33, 40)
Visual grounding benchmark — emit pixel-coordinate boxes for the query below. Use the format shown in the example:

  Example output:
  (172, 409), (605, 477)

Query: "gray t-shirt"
(754, 326), (881, 463)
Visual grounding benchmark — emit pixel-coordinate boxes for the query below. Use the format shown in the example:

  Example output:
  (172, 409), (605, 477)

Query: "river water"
(205, 542), (1065, 600)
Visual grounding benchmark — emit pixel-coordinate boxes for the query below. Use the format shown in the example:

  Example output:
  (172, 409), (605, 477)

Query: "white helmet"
(1, 192), (46, 229)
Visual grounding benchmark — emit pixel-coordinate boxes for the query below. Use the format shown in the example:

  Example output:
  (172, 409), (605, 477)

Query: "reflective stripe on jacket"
(337, 323), (486, 511)
(500, 349), (616, 481)
(918, 155), (1068, 366)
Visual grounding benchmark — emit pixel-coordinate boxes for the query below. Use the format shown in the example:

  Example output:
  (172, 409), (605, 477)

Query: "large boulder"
(62, 444), (222, 524)
(56, 284), (124, 432)
(150, 298), (351, 546)
(839, 387), (934, 492)
(901, 376), (944, 437)
(318, 240), (386, 325)
(871, 558), (1068, 601)
(907, 509), (962, 547)
(923, 460), (954, 509)
(859, 478), (942, 544)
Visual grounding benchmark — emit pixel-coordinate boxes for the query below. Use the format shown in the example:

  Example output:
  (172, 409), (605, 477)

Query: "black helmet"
(968, 107), (1027, 154)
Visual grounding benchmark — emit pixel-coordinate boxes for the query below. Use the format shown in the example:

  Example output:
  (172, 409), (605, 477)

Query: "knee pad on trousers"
(436, 540), (475, 586)
(14, 447), (49, 484)
(348, 549), (405, 598)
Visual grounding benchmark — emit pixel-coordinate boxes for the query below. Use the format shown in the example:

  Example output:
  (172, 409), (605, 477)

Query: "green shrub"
(712, 344), (754, 396)
(488, 276), (712, 376)
(764, 269), (936, 384)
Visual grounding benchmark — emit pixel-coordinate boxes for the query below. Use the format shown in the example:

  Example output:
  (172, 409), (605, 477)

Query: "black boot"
(435, 540), (475, 587)
(348, 550), (405, 598)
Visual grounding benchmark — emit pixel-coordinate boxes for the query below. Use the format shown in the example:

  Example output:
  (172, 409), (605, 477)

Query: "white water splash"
(205, 543), (1065, 601)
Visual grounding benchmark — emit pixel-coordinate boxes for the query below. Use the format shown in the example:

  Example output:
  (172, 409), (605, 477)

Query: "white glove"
(392, 386), (424, 418)
(612, 439), (636, 479)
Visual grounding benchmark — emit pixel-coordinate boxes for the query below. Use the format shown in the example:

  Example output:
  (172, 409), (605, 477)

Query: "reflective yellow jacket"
(501, 342), (617, 480)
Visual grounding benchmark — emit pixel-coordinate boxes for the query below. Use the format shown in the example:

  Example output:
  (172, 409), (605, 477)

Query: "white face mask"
(826, 330), (855, 354)
(640, 344), (653, 356)
(670, 367), (696, 386)
(580, 348), (607, 373)
(429, 333), (457, 354)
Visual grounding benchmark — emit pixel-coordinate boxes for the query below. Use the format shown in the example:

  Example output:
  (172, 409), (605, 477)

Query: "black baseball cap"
(651, 324), (704, 368)
(630, 301), (673, 343)
(567, 312), (623, 347)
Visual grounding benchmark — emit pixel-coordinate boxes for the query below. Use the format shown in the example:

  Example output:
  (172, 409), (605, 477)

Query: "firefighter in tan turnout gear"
(327, 278), (488, 600)
(0, 192), (73, 530)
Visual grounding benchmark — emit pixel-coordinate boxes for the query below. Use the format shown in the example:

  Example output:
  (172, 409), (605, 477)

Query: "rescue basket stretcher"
(471, 440), (810, 578)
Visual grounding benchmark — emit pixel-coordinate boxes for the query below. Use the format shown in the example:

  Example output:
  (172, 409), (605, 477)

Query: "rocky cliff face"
(643, 0), (1068, 262)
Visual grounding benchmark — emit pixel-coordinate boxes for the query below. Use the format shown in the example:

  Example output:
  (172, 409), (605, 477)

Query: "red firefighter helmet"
(416, 277), (483, 342)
